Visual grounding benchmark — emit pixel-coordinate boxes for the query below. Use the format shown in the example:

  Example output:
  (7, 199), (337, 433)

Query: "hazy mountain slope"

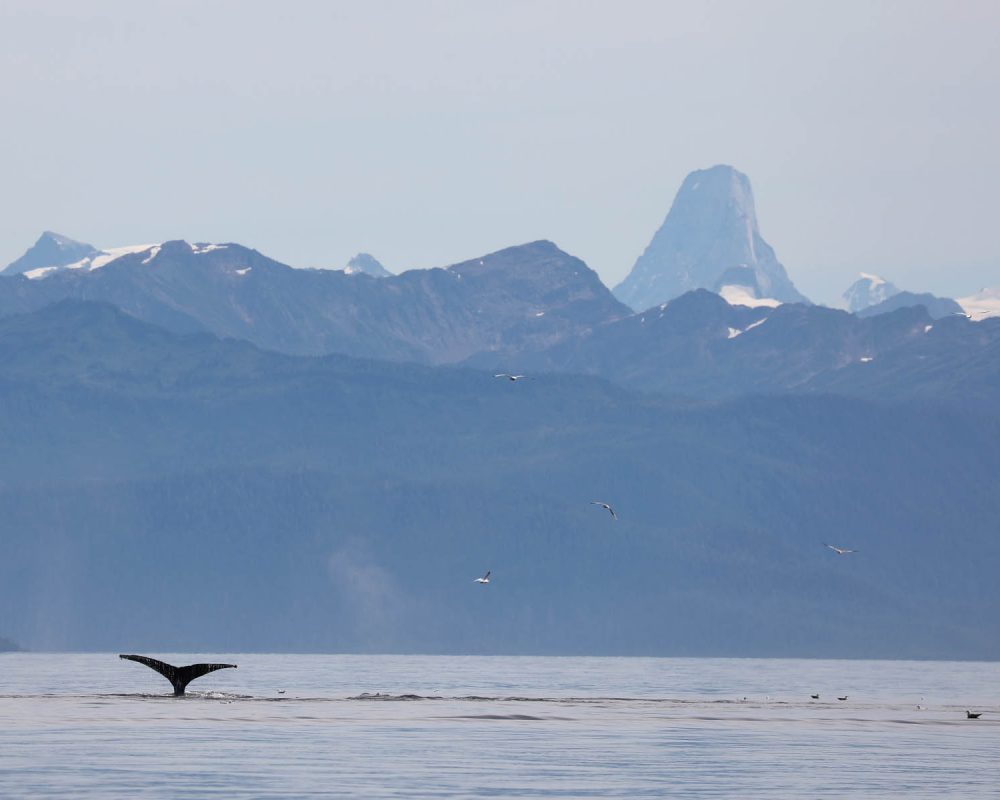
(0, 239), (628, 364)
(1, 301), (998, 658)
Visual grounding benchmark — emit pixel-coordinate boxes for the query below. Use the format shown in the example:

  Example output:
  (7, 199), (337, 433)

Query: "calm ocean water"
(1, 654), (998, 798)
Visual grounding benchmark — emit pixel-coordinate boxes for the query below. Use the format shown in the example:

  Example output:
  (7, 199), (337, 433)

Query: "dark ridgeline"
(0, 299), (998, 658)
(520, 289), (1000, 406)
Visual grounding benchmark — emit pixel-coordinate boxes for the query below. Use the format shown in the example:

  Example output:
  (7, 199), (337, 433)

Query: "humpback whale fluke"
(119, 654), (237, 696)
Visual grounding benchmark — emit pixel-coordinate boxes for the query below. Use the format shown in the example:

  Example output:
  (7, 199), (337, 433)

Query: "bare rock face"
(614, 165), (808, 311)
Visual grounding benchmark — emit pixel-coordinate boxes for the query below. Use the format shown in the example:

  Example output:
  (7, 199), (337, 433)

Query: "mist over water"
(2, 654), (998, 797)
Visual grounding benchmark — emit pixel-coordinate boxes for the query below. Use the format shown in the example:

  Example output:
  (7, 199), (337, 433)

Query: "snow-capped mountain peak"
(842, 272), (901, 312)
(343, 252), (392, 277)
(3, 231), (100, 276)
(20, 243), (161, 279)
(4, 235), (239, 280)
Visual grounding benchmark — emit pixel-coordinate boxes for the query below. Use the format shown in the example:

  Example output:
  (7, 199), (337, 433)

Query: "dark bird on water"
(590, 501), (617, 520)
(967, 710), (982, 719)
(810, 694), (820, 700)
(837, 696), (848, 701)
(119, 654), (237, 696)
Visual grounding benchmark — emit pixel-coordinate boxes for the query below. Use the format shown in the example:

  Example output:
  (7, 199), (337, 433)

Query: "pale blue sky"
(1, 0), (997, 303)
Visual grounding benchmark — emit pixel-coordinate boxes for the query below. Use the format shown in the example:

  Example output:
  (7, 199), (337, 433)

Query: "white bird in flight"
(591, 501), (617, 520)
(824, 543), (857, 555)
(494, 374), (525, 382)
(474, 570), (491, 584)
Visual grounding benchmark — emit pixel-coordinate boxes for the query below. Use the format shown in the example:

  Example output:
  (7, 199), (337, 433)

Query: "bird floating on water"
(967, 710), (982, 719)
(837, 695), (848, 701)
(810, 693), (819, 700)
(493, 374), (525, 382)
(824, 543), (858, 555)
(474, 570), (491, 584)
(590, 501), (617, 520)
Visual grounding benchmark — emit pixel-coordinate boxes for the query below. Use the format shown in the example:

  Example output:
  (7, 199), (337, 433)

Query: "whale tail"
(119, 654), (237, 696)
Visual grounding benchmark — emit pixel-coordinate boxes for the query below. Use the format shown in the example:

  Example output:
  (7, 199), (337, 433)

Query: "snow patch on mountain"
(718, 284), (781, 308)
(12, 237), (237, 279)
(958, 287), (1000, 320)
(89, 244), (160, 270)
(22, 243), (160, 278)
(191, 243), (228, 255)
(23, 266), (60, 280)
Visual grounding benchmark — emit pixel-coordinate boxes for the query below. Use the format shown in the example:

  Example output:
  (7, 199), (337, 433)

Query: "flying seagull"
(493, 374), (525, 382)
(474, 570), (491, 584)
(967, 710), (982, 719)
(824, 543), (858, 555)
(119, 654), (237, 696)
(591, 501), (617, 520)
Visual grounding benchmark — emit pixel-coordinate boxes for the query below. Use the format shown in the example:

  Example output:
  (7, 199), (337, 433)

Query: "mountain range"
(2, 165), (998, 657)
(2, 231), (994, 406)
(0, 238), (628, 364)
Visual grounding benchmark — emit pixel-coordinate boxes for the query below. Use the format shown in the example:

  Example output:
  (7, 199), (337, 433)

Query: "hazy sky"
(2, 0), (997, 303)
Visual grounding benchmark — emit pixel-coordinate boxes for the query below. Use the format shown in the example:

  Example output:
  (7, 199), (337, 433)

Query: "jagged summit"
(4, 231), (100, 276)
(613, 165), (808, 312)
(345, 252), (392, 277)
(842, 273), (901, 312)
